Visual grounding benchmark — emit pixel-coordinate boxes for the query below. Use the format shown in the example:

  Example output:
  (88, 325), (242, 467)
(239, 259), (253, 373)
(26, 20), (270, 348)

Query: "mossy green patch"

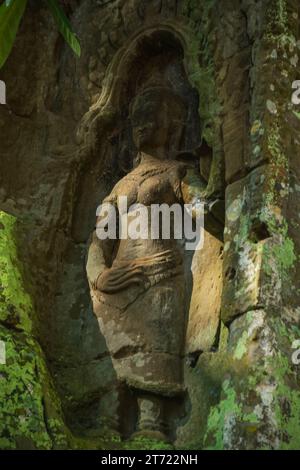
(268, 352), (300, 450)
(262, 228), (296, 281)
(233, 331), (249, 360)
(0, 211), (70, 450)
(182, 0), (224, 198)
(123, 436), (173, 451)
(204, 380), (238, 450)
(0, 211), (32, 332)
(0, 328), (51, 449)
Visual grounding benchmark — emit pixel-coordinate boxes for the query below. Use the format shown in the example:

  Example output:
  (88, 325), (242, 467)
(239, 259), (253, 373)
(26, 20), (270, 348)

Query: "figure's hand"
(95, 265), (147, 294)
(181, 168), (207, 205)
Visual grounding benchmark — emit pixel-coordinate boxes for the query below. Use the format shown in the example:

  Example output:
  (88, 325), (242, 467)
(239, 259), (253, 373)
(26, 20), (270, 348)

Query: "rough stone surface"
(0, 0), (300, 450)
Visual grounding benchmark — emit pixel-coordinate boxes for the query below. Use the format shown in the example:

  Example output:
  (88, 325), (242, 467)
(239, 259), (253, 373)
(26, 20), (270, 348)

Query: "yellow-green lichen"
(0, 211), (70, 450)
(0, 212), (32, 332)
(233, 331), (249, 360)
(204, 378), (260, 450)
(262, 222), (296, 280)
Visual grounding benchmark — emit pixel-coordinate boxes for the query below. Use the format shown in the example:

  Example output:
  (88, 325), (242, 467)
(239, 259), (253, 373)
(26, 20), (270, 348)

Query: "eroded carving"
(86, 86), (224, 441)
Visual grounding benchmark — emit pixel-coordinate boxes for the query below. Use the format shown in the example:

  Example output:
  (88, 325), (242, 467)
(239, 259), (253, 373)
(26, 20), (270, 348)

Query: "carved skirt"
(92, 251), (188, 397)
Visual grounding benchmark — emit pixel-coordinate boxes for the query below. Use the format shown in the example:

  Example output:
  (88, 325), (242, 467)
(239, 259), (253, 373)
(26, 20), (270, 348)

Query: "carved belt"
(95, 250), (183, 310)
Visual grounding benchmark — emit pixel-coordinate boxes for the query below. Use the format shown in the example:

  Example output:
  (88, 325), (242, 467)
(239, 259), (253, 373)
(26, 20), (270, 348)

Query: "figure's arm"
(181, 167), (225, 242)
(87, 229), (149, 294)
(86, 231), (107, 291)
(86, 193), (118, 291)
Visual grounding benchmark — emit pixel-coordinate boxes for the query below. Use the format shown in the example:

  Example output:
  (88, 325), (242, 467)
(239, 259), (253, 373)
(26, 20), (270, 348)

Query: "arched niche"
(65, 23), (224, 439)
(72, 24), (216, 243)
(72, 20), (224, 356)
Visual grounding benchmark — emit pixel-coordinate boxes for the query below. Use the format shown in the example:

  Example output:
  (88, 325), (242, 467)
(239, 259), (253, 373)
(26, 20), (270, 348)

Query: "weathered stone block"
(186, 231), (223, 354)
(221, 165), (284, 324)
(223, 108), (249, 183)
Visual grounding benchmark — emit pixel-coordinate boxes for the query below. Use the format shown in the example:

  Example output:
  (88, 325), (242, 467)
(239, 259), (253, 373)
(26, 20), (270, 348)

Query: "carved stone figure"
(86, 85), (223, 440)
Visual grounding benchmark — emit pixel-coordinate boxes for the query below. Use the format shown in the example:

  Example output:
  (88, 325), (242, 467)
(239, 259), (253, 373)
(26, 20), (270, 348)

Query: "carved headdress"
(129, 59), (188, 127)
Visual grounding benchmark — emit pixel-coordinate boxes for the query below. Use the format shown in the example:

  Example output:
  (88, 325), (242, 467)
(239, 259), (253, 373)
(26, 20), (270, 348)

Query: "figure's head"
(130, 88), (186, 157)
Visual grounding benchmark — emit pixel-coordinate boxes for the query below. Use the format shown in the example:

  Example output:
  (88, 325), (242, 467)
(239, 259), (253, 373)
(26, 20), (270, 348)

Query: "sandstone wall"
(0, 0), (300, 450)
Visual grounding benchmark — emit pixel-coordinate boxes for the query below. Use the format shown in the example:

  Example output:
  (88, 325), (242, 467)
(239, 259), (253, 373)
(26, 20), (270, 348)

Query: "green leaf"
(0, 0), (28, 69)
(45, 0), (81, 57)
(293, 111), (300, 120)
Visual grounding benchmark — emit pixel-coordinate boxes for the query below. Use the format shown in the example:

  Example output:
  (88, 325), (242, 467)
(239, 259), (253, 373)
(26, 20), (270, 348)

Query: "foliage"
(0, 0), (27, 68)
(0, 0), (81, 69)
(45, 0), (81, 57)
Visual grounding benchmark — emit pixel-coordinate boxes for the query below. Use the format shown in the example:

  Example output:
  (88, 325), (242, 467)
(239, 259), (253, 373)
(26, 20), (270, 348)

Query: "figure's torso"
(102, 158), (188, 263)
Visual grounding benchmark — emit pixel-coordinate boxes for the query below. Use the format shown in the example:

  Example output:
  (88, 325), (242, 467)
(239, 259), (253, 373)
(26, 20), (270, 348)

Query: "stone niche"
(66, 27), (224, 442)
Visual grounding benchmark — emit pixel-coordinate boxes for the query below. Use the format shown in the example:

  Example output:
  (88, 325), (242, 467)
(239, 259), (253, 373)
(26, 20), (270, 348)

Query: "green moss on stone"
(123, 436), (173, 451)
(233, 331), (249, 360)
(0, 211), (70, 450)
(0, 212), (32, 332)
